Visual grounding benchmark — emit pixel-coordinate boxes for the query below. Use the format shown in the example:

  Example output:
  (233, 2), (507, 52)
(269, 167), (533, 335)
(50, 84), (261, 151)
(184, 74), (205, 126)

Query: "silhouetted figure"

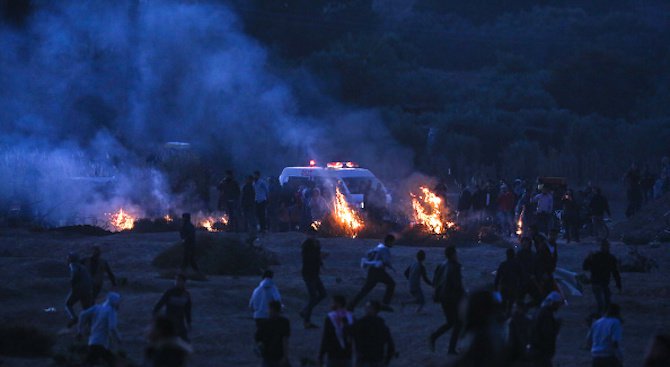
(531, 185), (553, 235)
(144, 316), (192, 367)
(589, 188), (610, 239)
(241, 175), (257, 241)
(349, 235), (396, 311)
(497, 185), (516, 236)
(530, 292), (563, 367)
(254, 171), (269, 233)
(77, 292), (122, 367)
(447, 290), (507, 367)
(587, 303), (623, 367)
(516, 237), (541, 306)
(352, 301), (396, 367)
(153, 274), (192, 342)
(643, 334), (670, 367)
(217, 170), (241, 232)
(83, 245), (117, 301)
(507, 302), (533, 365)
(401, 250), (432, 313)
(430, 245), (465, 355)
(250, 270), (283, 328)
(318, 295), (353, 367)
(583, 240), (622, 316)
(624, 163), (642, 217)
(66, 252), (93, 328)
(255, 300), (290, 367)
(179, 213), (199, 273)
(561, 189), (580, 243)
(495, 248), (523, 316)
(300, 236), (327, 329)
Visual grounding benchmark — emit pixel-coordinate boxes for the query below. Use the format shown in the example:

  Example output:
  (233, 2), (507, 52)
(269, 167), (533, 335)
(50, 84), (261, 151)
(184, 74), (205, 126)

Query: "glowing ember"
(311, 220), (322, 231)
(410, 186), (455, 235)
(198, 214), (229, 232)
(516, 215), (523, 236)
(332, 187), (364, 238)
(108, 209), (135, 231)
(164, 215), (173, 222)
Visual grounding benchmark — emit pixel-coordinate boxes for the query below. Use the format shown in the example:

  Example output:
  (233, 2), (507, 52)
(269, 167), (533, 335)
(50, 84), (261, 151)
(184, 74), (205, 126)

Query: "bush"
(152, 234), (279, 276)
(0, 325), (54, 357)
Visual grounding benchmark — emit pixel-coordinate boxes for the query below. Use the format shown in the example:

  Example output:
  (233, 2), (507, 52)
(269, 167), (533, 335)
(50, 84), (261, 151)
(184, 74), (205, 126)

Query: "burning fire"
(198, 214), (229, 232)
(311, 220), (322, 231)
(332, 187), (363, 238)
(516, 212), (523, 236)
(410, 187), (455, 235)
(108, 209), (135, 231)
(164, 215), (173, 222)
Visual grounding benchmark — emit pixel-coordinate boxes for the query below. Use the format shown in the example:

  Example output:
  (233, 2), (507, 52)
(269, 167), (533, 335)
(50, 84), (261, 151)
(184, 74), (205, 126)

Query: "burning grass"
(152, 234), (279, 276)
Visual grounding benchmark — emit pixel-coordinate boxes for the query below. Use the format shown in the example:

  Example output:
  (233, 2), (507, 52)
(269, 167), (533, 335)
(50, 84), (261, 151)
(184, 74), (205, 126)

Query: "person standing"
(589, 188), (611, 240)
(430, 245), (465, 355)
(532, 185), (553, 235)
(254, 171), (270, 233)
(77, 292), (122, 367)
(624, 163), (642, 217)
(530, 292), (563, 367)
(349, 235), (396, 311)
(66, 252), (94, 328)
(587, 304), (623, 367)
(351, 301), (396, 367)
(583, 240), (622, 316)
(84, 245), (117, 301)
(153, 274), (192, 342)
(180, 213), (200, 274)
(497, 185), (517, 236)
(494, 248), (523, 316)
(218, 170), (241, 232)
(250, 270), (283, 328)
(401, 250), (432, 313)
(318, 295), (354, 367)
(300, 237), (328, 329)
(561, 189), (581, 243)
(255, 300), (291, 367)
(241, 175), (258, 241)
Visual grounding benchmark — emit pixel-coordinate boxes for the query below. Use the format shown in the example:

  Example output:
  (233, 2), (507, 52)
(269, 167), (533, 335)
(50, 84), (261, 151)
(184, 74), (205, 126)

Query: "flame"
(311, 220), (322, 231)
(164, 215), (173, 222)
(516, 212), (523, 236)
(198, 214), (229, 232)
(332, 187), (363, 238)
(411, 187), (455, 235)
(108, 209), (135, 231)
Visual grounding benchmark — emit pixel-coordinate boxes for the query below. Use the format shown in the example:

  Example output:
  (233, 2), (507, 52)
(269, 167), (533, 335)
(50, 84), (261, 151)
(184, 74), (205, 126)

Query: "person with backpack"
(401, 250), (432, 313)
(250, 270), (283, 327)
(318, 295), (354, 367)
(430, 245), (465, 355)
(348, 235), (396, 312)
(587, 303), (623, 367)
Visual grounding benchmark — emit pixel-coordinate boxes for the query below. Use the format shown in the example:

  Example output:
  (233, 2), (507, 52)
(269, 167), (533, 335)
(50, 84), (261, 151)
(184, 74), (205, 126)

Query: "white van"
(278, 161), (391, 207)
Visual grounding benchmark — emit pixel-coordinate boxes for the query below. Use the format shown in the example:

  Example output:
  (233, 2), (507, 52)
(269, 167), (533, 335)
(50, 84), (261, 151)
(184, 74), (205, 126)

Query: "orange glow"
(309, 159), (317, 167)
(332, 187), (363, 238)
(516, 214), (523, 236)
(108, 209), (135, 231)
(410, 187), (455, 235)
(164, 215), (173, 222)
(327, 162), (344, 169)
(310, 220), (322, 231)
(198, 214), (229, 232)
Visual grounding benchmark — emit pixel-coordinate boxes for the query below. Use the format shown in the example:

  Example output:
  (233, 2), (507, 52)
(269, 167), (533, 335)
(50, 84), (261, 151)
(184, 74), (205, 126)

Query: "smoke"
(0, 0), (412, 225)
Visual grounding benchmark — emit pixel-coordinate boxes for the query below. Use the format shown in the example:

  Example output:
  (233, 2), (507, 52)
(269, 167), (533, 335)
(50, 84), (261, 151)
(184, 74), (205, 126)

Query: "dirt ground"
(0, 228), (668, 367)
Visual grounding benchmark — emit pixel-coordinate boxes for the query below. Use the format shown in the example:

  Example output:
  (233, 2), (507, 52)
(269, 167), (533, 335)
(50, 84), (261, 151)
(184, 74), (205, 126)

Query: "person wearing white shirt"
(587, 303), (623, 367)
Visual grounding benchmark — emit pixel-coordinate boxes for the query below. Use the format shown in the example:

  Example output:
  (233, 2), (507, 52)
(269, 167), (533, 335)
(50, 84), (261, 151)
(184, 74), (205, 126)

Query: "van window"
(341, 177), (374, 195)
(285, 177), (311, 192)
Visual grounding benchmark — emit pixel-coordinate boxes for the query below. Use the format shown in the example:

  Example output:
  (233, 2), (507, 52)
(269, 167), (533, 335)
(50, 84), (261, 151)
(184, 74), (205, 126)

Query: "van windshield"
(341, 177), (374, 195)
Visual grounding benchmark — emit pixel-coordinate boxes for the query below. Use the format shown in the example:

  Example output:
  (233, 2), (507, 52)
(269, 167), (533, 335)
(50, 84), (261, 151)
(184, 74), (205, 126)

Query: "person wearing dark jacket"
(516, 237), (540, 306)
(301, 236), (328, 329)
(319, 295), (353, 367)
(582, 240), (622, 315)
(255, 300), (290, 367)
(153, 274), (192, 342)
(533, 235), (555, 300)
(241, 175), (257, 241)
(561, 189), (581, 243)
(66, 252), (94, 328)
(217, 170), (241, 232)
(144, 316), (192, 367)
(589, 188), (610, 239)
(430, 245), (465, 355)
(180, 213), (199, 273)
(84, 245), (117, 301)
(352, 301), (395, 367)
(530, 292), (563, 367)
(494, 248), (523, 316)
